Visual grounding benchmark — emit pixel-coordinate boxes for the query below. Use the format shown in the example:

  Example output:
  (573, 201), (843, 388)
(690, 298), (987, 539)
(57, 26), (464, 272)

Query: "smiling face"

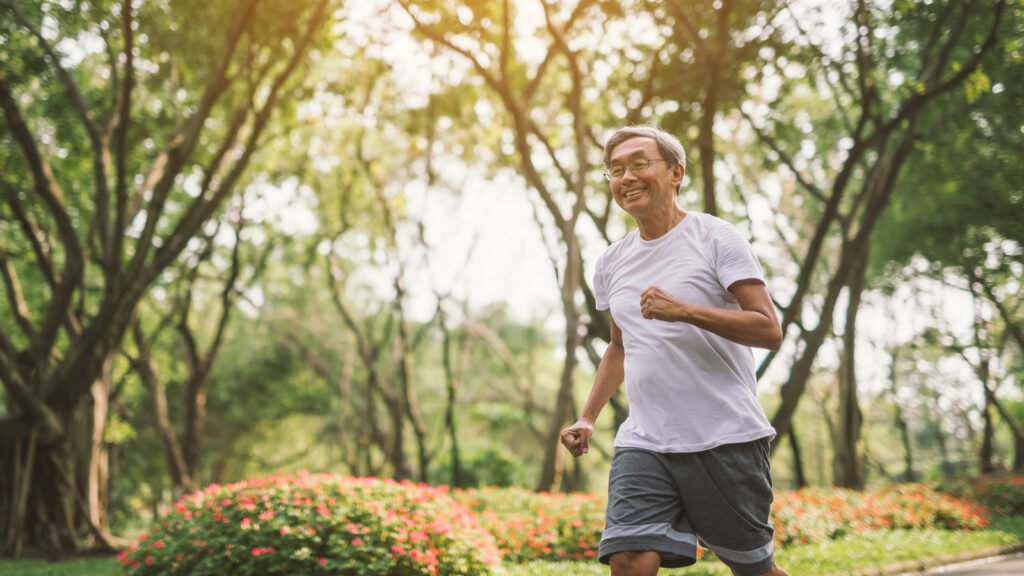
(607, 136), (685, 221)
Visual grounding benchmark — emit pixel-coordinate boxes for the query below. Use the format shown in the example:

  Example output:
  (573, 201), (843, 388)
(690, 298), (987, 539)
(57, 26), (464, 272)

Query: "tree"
(399, 0), (621, 491)
(645, 0), (786, 216)
(126, 201), (272, 497)
(871, 0), (1023, 471)
(747, 0), (1006, 489)
(0, 0), (331, 556)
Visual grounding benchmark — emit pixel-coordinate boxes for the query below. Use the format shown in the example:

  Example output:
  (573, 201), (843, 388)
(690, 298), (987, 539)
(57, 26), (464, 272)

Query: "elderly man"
(560, 126), (788, 576)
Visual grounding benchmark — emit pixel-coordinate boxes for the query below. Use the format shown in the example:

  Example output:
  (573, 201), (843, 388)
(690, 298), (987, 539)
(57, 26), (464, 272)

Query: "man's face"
(607, 137), (684, 220)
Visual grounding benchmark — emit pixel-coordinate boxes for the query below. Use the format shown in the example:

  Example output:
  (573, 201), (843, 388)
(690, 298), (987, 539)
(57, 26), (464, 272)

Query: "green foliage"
(119, 472), (500, 576)
(938, 474), (1024, 517)
(872, 1), (1024, 277)
(431, 448), (524, 488)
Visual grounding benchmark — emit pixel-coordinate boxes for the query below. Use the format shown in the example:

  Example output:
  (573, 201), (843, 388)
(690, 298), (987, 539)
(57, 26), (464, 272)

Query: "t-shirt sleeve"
(713, 223), (765, 291)
(594, 254), (610, 311)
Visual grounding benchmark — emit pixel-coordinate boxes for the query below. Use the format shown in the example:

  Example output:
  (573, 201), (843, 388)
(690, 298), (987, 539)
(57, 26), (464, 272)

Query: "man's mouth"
(623, 187), (644, 200)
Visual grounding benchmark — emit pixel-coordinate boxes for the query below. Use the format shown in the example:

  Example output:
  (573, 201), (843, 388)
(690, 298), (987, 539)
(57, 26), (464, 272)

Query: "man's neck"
(637, 206), (687, 240)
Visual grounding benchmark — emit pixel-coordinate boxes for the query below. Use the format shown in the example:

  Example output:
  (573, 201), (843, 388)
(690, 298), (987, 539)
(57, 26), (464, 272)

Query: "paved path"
(922, 553), (1024, 575)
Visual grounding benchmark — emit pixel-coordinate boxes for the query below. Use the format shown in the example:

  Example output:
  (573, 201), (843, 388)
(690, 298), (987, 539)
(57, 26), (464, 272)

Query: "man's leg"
(674, 438), (780, 576)
(609, 550), (661, 576)
(599, 449), (698, 569)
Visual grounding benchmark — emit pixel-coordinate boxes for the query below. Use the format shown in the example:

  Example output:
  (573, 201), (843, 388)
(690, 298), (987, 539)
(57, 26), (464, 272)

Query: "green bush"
(938, 474), (1024, 516)
(119, 472), (500, 575)
(451, 487), (605, 563)
(431, 448), (524, 488)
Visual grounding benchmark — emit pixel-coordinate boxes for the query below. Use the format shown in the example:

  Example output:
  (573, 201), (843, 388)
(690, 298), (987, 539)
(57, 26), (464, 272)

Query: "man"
(560, 126), (788, 576)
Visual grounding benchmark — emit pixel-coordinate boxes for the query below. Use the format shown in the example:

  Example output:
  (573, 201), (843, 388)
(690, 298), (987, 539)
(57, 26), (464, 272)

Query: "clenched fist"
(640, 285), (685, 321)
(560, 419), (594, 457)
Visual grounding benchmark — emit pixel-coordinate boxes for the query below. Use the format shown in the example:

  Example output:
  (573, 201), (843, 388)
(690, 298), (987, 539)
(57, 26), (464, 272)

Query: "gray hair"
(603, 125), (687, 171)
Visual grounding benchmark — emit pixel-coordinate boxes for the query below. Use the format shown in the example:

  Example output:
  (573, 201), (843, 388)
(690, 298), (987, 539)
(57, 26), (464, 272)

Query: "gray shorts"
(599, 438), (776, 576)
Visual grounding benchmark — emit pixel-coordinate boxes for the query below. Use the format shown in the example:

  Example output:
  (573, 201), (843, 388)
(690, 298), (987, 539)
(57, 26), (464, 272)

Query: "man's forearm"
(674, 303), (782, 350)
(579, 340), (626, 423)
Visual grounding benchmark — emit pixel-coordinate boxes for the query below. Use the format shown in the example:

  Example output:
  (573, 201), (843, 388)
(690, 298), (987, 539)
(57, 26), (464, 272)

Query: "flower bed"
(119, 475), (994, 573)
(451, 487), (605, 563)
(119, 472), (500, 575)
(772, 483), (989, 547)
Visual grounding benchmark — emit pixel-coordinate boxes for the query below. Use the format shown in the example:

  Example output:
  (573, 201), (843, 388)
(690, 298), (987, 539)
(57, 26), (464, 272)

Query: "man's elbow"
(764, 324), (783, 351)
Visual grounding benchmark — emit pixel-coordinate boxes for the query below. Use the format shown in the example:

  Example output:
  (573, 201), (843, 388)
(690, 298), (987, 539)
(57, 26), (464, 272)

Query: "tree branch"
(122, 0), (260, 283)
(0, 255), (37, 343)
(0, 72), (85, 363)
(888, 0), (1005, 132)
(0, 180), (56, 286)
(0, 342), (63, 441)
(110, 0), (136, 285)
(741, 110), (828, 204)
(146, 0), (330, 281)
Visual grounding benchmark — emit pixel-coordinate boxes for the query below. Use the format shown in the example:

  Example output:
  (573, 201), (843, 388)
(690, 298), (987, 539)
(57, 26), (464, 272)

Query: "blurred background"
(1, 0), (1021, 558)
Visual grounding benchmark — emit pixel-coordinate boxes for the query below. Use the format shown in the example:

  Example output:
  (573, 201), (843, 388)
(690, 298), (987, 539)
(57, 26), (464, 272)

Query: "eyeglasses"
(603, 158), (668, 181)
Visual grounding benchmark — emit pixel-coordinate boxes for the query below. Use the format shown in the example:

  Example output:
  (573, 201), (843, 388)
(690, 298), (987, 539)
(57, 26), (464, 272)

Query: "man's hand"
(560, 419), (594, 457)
(640, 286), (685, 321)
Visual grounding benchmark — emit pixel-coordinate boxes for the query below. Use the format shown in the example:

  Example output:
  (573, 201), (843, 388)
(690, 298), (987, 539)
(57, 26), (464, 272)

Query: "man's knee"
(609, 550), (661, 576)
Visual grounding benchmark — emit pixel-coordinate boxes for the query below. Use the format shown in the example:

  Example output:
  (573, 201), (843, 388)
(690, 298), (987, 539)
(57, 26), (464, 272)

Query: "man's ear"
(673, 164), (685, 186)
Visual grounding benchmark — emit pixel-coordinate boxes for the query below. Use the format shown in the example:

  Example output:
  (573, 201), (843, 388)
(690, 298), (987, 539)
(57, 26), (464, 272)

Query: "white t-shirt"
(594, 211), (776, 453)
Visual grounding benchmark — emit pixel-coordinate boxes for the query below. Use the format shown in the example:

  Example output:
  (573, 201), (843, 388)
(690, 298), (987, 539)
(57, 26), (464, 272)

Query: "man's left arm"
(640, 280), (783, 349)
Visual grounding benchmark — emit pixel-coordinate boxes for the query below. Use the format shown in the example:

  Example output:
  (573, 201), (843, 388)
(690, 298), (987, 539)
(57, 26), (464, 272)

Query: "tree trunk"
(1, 403), (114, 557)
(394, 310), (429, 483)
(771, 124), (919, 450)
(833, 249), (867, 489)
(87, 357), (112, 539)
(980, 381), (996, 474)
(131, 323), (194, 495)
(537, 233), (582, 492)
(923, 397), (954, 477)
(889, 348), (915, 482)
(439, 308), (463, 488)
(970, 278), (997, 474)
(991, 396), (1024, 472)
(788, 424), (807, 489)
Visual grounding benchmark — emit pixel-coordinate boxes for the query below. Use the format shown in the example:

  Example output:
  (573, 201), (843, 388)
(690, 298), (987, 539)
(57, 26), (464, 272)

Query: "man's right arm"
(560, 317), (625, 457)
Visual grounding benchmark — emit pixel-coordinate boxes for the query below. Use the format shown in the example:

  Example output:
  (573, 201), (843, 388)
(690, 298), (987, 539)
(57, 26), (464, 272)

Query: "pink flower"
(352, 538), (364, 546)
(319, 558), (328, 566)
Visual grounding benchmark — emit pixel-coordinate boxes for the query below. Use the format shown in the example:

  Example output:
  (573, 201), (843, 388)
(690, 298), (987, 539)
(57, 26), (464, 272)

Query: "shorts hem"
(598, 536), (697, 568)
(724, 552), (776, 576)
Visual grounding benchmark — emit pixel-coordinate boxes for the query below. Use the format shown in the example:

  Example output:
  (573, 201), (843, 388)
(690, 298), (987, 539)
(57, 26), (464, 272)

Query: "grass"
(0, 557), (120, 576)
(3, 517), (1023, 576)
(502, 516), (1024, 575)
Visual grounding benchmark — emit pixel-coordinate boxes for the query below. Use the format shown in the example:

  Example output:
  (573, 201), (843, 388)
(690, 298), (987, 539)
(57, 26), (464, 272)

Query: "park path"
(920, 552), (1024, 575)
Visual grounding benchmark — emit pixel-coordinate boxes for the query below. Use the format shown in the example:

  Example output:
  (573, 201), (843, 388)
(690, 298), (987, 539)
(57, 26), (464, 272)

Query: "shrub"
(451, 487), (605, 562)
(119, 472), (500, 576)
(938, 474), (1024, 516)
(771, 483), (989, 547)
